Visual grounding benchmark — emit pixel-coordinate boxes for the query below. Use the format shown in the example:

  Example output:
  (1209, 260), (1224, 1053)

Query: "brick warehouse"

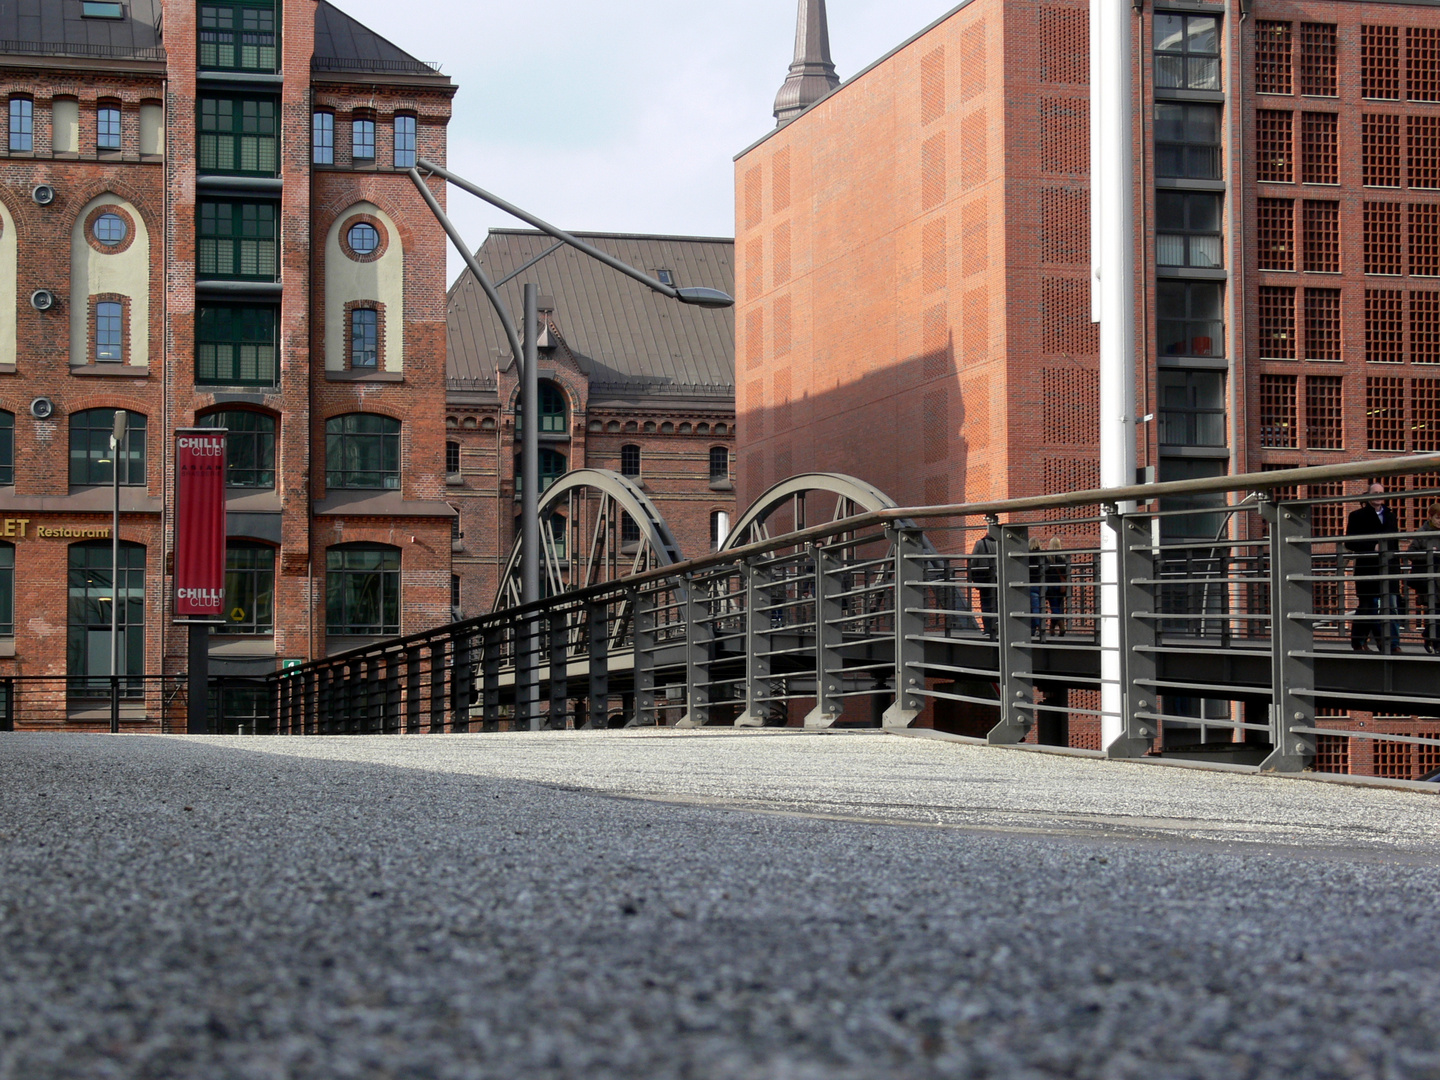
(0, 0), (455, 729)
(444, 229), (736, 615)
(735, 0), (1440, 771)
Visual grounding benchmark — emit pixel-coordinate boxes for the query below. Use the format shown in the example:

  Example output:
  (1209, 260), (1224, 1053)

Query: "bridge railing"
(269, 455), (1440, 776)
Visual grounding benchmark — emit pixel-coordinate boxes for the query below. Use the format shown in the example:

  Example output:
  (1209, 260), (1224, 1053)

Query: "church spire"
(773, 0), (840, 127)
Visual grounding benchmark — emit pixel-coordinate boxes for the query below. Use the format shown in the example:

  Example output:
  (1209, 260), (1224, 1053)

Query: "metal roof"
(312, 0), (443, 77)
(0, 0), (164, 61)
(447, 230), (735, 401)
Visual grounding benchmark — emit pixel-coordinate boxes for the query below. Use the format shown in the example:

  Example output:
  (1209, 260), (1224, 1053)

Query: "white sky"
(331, 0), (961, 283)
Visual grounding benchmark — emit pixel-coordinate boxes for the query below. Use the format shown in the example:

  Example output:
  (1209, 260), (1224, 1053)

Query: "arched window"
(514, 448), (566, 494)
(221, 541), (274, 634)
(67, 540), (145, 694)
(326, 544), (400, 635)
(620, 444), (641, 477)
(709, 446), (729, 482)
(70, 409), (146, 486)
(620, 512), (641, 545)
(393, 114), (416, 168)
(0, 410), (14, 485)
(325, 413), (400, 489)
(515, 380), (568, 434)
(199, 410), (276, 488)
(445, 440), (461, 475)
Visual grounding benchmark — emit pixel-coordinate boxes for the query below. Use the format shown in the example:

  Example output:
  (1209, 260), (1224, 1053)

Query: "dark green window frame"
(219, 542), (275, 634)
(198, 410), (276, 488)
(197, 304), (278, 387)
(326, 544), (400, 635)
(198, 199), (277, 281)
(0, 543), (13, 637)
(67, 540), (145, 697)
(198, 94), (278, 176)
(515, 380), (567, 434)
(69, 409), (146, 486)
(199, 0), (277, 73)
(0, 411), (13, 485)
(513, 447), (566, 494)
(325, 414), (400, 490)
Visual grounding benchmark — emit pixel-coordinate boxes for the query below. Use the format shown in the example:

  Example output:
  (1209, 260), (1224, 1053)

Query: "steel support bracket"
(548, 608), (569, 729)
(1108, 511), (1158, 759)
(628, 589), (657, 728)
(883, 525), (925, 729)
(806, 544), (844, 728)
(735, 560), (774, 726)
(988, 522), (1034, 744)
(585, 601), (609, 730)
(677, 576), (713, 728)
(1260, 501), (1316, 771)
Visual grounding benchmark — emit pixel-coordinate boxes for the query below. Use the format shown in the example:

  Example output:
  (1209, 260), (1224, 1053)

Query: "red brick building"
(0, 0), (455, 728)
(445, 229), (737, 613)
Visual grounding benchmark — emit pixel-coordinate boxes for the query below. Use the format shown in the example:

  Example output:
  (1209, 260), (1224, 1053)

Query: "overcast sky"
(332, 0), (960, 283)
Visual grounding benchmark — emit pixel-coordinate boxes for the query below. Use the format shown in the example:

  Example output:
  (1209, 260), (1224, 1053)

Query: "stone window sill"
(325, 369), (403, 383)
(70, 364), (150, 377)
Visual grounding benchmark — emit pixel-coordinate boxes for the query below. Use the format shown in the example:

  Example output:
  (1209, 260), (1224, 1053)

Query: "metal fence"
(0, 675), (188, 733)
(267, 454), (1440, 776)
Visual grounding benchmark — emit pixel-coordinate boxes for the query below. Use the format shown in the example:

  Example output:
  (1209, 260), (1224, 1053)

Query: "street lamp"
(407, 162), (734, 729)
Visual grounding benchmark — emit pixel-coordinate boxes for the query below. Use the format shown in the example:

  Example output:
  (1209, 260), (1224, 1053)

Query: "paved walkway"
(2, 729), (1438, 1079)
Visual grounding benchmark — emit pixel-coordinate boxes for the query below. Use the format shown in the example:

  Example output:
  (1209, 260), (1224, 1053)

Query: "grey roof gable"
(313, 0), (442, 77)
(0, 0), (164, 60)
(447, 230), (735, 400)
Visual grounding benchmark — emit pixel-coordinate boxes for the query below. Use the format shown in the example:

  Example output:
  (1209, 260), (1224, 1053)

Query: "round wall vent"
(29, 398), (54, 420)
(30, 290), (56, 311)
(31, 185), (55, 206)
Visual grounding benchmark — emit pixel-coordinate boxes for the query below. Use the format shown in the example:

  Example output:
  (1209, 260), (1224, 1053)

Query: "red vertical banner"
(174, 429), (227, 621)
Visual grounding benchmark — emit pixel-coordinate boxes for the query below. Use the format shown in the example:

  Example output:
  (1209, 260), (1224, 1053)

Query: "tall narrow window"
(8, 98), (32, 151)
(1157, 370), (1226, 447)
(1154, 103), (1222, 180)
(95, 301), (123, 362)
(710, 510), (730, 551)
(198, 95), (278, 176)
(1302, 201), (1340, 272)
(326, 544), (400, 636)
(0, 544), (12, 637)
(198, 200), (277, 280)
(1409, 27), (1440, 103)
(1256, 110), (1293, 183)
(313, 111), (334, 165)
(1415, 379), (1440, 450)
(1255, 22), (1293, 94)
(1157, 281), (1224, 358)
(1367, 376), (1408, 450)
(221, 542), (275, 634)
(199, 410), (276, 488)
(1257, 286), (1296, 358)
(445, 440), (461, 475)
(1298, 23), (1338, 97)
(0, 411), (13, 486)
(1304, 288), (1342, 360)
(68, 541), (145, 696)
(1300, 113), (1338, 184)
(709, 445), (730, 481)
(1363, 25), (1401, 100)
(70, 409), (146, 486)
(199, 0), (277, 72)
(1153, 14), (1220, 91)
(325, 414), (401, 489)
(97, 105), (121, 150)
(1259, 375), (1299, 448)
(350, 308), (378, 368)
(1305, 375), (1344, 449)
(197, 305), (277, 386)
(620, 513), (641, 545)
(1257, 199), (1295, 270)
(1410, 116), (1440, 189)
(1366, 290), (1405, 363)
(1411, 203), (1440, 276)
(1414, 292), (1440, 363)
(1155, 191), (1222, 268)
(1364, 202), (1403, 274)
(352, 117), (375, 160)
(393, 115), (416, 167)
(1363, 114), (1401, 187)
(620, 444), (641, 477)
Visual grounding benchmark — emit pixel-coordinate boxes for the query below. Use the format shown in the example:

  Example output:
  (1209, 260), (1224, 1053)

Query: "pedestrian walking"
(1045, 535), (1069, 636)
(1409, 501), (1440, 655)
(1345, 482), (1402, 653)
(968, 532), (997, 639)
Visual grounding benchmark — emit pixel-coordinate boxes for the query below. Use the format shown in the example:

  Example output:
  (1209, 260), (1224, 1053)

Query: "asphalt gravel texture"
(2, 728), (1439, 1080)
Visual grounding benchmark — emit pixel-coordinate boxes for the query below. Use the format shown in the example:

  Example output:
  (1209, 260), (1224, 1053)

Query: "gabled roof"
(447, 230), (736, 402)
(0, 0), (164, 62)
(312, 0), (444, 78)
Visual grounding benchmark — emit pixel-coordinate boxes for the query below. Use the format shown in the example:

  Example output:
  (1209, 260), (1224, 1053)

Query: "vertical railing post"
(1261, 500), (1316, 771)
(345, 662), (361, 735)
(302, 667), (316, 736)
(883, 525), (925, 729)
(677, 575), (713, 728)
(989, 523), (1034, 744)
(429, 639), (448, 733)
(1109, 510), (1159, 758)
(586, 600), (609, 729)
(317, 667), (332, 735)
(481, 625), (501, 730)
(806, 544), (843, 728)
(735, 559), (774, 727)
(405, 646), (421, 734)
(451, 631), (473, 733)
(548, 608), (569, 729)
(0, 677), (13, 732)
(631, 588), (657, 727)
(514, 615), (534, 730)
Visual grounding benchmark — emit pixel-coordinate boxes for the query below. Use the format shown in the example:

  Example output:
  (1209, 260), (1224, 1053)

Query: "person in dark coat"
(1345, 482), (1402, 653)
(1044, 536), (1069, 636)
(968, 532), (997, 639)
(1409, 501), (1440, 655)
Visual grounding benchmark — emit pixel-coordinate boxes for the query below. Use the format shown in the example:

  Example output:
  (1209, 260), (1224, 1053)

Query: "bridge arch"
(720, 473), (904, 551)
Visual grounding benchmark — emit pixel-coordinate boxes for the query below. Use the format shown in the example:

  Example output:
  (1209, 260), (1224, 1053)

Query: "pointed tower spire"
(773, 0), (840, 127)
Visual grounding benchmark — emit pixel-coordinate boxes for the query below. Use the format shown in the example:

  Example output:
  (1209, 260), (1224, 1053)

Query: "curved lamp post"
(407, 162), (734, 728)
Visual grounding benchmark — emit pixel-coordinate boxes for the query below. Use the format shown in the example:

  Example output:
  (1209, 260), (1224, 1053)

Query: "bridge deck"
(3, 729), (1438, 1077)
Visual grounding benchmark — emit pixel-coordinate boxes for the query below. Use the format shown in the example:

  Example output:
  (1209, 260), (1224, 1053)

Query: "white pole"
(1096, 0), (1137, 750)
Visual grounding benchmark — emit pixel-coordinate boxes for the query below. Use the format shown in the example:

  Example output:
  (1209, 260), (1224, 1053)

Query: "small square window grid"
(1363, 25), (1401, 99)
(393, 115), (415, 168)
(1302, 200), (1340, 272)
(1366, 290), (1405, 363)
(1409, 27), (1440, 102)
(1256, 199), (1294, 270)
(1257, 110), (1294, 183)
(1413, 291), (1440, 362)
(1413, 380), (1440, 450)
(1411, 203), (1440, 276)
(1305, 374), (1344, 448)
(95, 301), (122, 361)
(313, 112), (333, 165)
(1299, 23), (1338, 97)
(8, 98), (32, 152)
(1367, 376), (1408, 449)
(1255, 21), (1292, 95)
(1259, 374), (1298, 447)
(1258, 286), (1296, 358)
(1304, 288), (1342, 360)
(1364, 202), (1403, 274)
(1410, 115), (1440, 189)
(352, 118), (375, 160)
(1301, 112), (1338, 184)
(1362, 114), (1401, 187)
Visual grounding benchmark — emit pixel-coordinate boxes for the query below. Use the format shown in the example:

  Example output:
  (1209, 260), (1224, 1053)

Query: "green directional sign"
(281, 659), (304, 672)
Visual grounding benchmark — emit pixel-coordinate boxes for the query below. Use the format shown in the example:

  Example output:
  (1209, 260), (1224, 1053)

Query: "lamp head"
(674, 286), (735, 309)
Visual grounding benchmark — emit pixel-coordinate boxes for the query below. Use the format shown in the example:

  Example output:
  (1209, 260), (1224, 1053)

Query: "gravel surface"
(2, 729), (1439, 1079)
